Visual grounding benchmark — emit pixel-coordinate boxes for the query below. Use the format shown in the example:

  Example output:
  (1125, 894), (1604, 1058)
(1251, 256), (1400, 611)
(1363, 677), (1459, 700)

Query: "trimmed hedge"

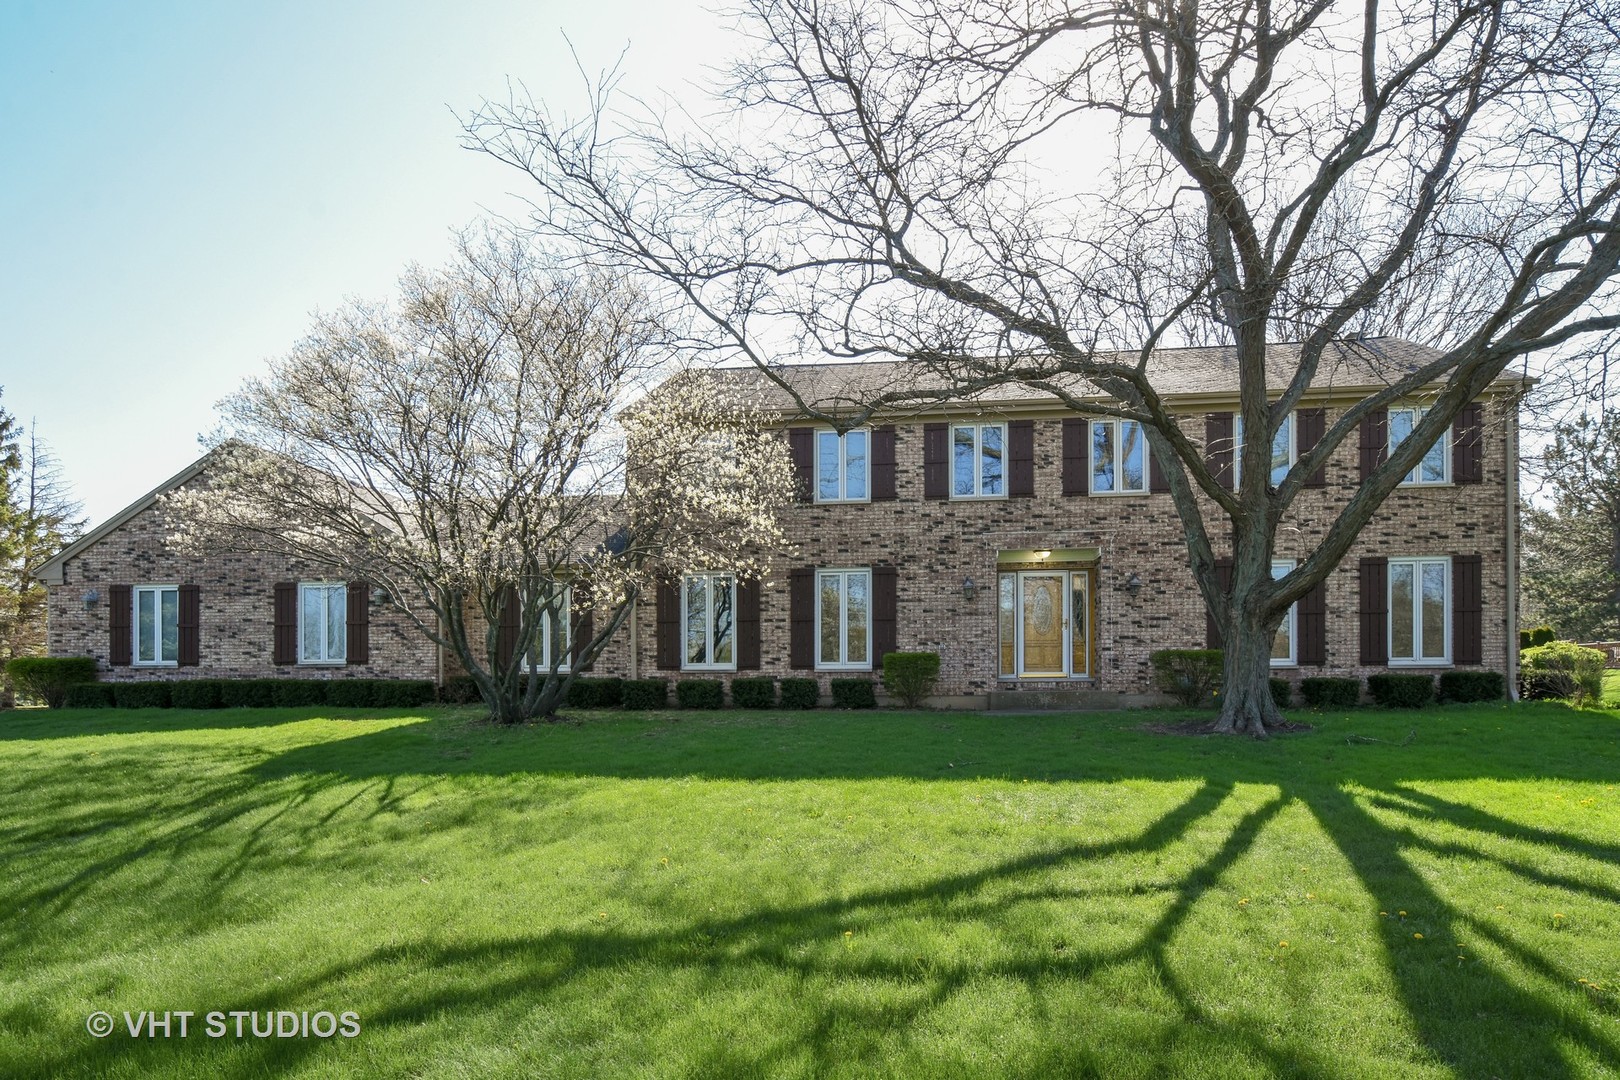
(780, 678), (819, 709)
(1149, 649), (1222, 708)
(1521, 641), (1606, 704)
(622, 679), (669, 709)
(676, 679), (725, 709)
(882, 652), (940, 708)
(114, 682), (171, 709)
(1519, 625), (1557, 650)
(326, 680), (436, 708)
(830, 679), (876, 709)
(1367, 672), (1434, 708)
(170, 681), (224, 709)
(565, 677), (623, 708)
(1438, 671), (1504, 703)
(1520, 669), (1578, 701)
(730, 677), (777, 709)
(272, 679), (330, 708)
(64, 683), (117, 708)
(1300, 676), (1360, 709)
(5, 656), (98, 708)
(220, 679), (278, 708)
(1269, 678), (1291, 709)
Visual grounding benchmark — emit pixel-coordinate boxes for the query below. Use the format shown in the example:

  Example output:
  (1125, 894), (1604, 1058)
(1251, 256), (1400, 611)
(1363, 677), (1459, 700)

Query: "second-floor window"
(133, 585), (179, 666)
(952, 423), (1005, 498)
(299, 582), (347, 664)
(817, 430), (869, 502)
(683, 572), (736, 670)
(1390, 406), (1448, 485)
(1235, 414), (1294, 489)
(1091, 419), (1147, 494)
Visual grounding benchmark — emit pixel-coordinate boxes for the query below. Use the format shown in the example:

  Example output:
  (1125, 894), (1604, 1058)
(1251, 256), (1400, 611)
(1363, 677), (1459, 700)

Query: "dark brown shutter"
(872, 565), (898, 668)
(345, 582), (370, 666)
(1453, 554), (1483, 664)
(872, 425), (898, 500)
(1205, 558), (1234, 648)
(1062, 418), (1089, 496)
(496, 585), (522, 669)
(177, 584), (201, 667)
(273, 582), (298, 665)
(736, 577), (761, 670)
(1453, 403), (1483, 484)
(569, 583), (594, 671)
(1298, 579), (1327, 666)
(108, 583), (132, 666)
(1205, 413), (1235, 490)
(1149, 441), (1170, 493)
(787, 428), (814, 502)
(655, 579), (680, 670)
(1008, 419), (1035, 497)
(922, 423), (948, 499)
(1359, 557), (1389, 664)
(1359, 409), (1388, 483)
(789, 567), (815, 669)
(1297, 407), (1327, 488)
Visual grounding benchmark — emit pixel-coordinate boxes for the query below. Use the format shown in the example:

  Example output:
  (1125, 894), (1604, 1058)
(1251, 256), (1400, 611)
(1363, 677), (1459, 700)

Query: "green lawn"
(1, 702), (1617, 1079)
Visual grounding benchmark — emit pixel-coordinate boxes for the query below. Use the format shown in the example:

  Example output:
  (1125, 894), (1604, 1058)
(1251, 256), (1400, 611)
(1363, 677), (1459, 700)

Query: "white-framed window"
(951, 423), (1006, 498)
(816, 568), (871, 669)
(1091, 418), (1147, 494)
(299, 582), (347, 664)
(682, 572), (736, 670)
(133, 585), (179, 666)
(1390, 406), (1448, 485)
(1235, 413), (1294, 490)
(1271, 560), (1297, 667)
(1389, 557), (1450, 665)
(816, 429), (869, 502)
(523, 585), (572, 672)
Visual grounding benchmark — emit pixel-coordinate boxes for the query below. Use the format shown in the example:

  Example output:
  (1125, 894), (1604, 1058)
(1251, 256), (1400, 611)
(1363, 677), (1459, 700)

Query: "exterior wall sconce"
(370, 587), (389, 605)
(82, 589), (100, 610)
(962, 576), (976, 601)
(1125, 572), (1143, 595)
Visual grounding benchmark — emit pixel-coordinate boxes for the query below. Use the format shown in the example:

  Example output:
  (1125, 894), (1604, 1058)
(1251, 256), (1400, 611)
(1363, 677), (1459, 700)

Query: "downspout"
(1505, 399), (1520, 700)
(436, 608), (445, 688)
(628, 595), (639, 680)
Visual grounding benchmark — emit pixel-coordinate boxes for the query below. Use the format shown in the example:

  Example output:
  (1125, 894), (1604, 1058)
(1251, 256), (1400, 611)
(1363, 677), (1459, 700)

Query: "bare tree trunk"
(1213, 617), (1286, 737)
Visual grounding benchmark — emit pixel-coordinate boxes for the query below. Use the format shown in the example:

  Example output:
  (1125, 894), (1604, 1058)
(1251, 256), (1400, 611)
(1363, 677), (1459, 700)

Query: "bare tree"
(466, 0), (1620, 735)
(167, 229), (795, 723)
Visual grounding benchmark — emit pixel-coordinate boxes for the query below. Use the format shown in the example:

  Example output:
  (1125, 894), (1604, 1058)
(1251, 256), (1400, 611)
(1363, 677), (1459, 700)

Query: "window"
(816, 430), (869, 502)
(951, 423), (1005, 498)
(816, 569), (871, 669)
(1389, 406), (1448, 484)
(1389, 557), (1449, 664)
(682, 572), (735, 670)
(133, 585), (179, 666)
(524, 585), (572, 671)
(1091, 419), (1147, 494)
(299, 582), (347, 664)
(1271, 560), (1296, 667)
(1235, 414), (1294, 490)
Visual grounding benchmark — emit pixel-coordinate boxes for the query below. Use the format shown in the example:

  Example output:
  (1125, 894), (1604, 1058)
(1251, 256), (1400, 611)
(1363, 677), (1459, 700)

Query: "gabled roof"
(32, 448), (217, 586)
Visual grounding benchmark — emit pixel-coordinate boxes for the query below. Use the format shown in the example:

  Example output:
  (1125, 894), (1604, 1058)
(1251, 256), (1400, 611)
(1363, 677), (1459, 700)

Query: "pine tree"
(1522, 411), (1620, 640)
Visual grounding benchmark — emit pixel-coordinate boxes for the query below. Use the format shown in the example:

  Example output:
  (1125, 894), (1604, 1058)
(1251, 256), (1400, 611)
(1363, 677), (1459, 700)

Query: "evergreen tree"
(1522, 411), (1620, 640)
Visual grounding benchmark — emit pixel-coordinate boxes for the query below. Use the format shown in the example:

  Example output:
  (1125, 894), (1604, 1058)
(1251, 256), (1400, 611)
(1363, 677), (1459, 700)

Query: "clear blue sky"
(0, 0), (728, 525)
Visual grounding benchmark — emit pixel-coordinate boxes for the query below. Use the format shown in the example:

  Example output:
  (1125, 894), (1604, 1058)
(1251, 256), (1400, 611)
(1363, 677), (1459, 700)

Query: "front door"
(1018, 572), (1068, 677)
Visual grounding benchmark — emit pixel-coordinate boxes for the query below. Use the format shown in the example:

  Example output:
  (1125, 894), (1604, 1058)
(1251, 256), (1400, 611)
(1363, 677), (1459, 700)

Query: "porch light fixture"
(1034, 549), (1052, 560)
(962, 576), (976, 601)
(1124, 572), (1143, 596)
(82, 588), (100, 610)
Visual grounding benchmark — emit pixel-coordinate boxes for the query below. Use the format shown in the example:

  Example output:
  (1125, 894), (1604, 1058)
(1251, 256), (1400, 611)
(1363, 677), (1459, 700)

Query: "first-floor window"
(525, 585), (572, 671)
(1390, 557), (1449, 664)
(952, 423), (1005, 497)
(817, 569), (871, 669)
(133, 585), (179, 665)
(1091, 419), (1147, 493)
(1271, 560), (1296, 667)
(683, 572), (735, 669)
(299, 582), (347, 664)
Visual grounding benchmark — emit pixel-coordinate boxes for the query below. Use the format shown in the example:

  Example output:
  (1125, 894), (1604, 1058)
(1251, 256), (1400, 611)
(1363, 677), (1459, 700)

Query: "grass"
(1, 702), (1617, 1079)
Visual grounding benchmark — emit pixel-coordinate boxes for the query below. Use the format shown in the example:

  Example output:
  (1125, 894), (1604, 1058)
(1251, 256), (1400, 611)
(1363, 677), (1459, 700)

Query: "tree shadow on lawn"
(0, 706), (450, 742)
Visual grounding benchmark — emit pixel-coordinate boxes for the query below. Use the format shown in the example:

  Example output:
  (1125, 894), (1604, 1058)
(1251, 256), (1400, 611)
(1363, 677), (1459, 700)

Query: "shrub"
(622, 679), (669, 709)
(325, 680), (377, 707)
(780, 678), (819, 709)
(1438, 671), (1505, 703)
(5, 656), (98, 708)
(1149, 649), (1222, 708)
(1367, 673), (1434, 708)
(676, 679), (725, 709)
(566, 677), (624, 708)
(375, 680), (435, 707)
(830, 678), (877, 708)
(1519, 669), (1578, 701)
(882, 652), (940, 708)
(1520, 641), (1606, 704)
(64, 683), (117, 708)
(1300, 677), (1360, 709)
(272, 679), (329, 708)
(114, 682), (171, 709)
(438, 675), (481, 704)
(1524, 625), (1557, 648)
(220, 679), (278, 708)
(170, 680), (224, 709)
(1269, 678), (1291, 709)
(730, 677), (777, 709)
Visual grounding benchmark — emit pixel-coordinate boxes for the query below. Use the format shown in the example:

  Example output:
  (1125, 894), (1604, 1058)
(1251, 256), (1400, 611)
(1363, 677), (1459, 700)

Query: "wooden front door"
(1018, 572), (1068, 676)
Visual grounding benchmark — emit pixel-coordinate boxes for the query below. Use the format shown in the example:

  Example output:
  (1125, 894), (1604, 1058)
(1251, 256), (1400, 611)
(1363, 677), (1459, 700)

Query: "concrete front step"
(986, 689), (1171, 712)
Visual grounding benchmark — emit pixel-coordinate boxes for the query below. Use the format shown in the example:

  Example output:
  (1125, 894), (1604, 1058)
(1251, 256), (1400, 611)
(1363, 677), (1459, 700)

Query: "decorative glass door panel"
(1019, 573), (1067, 676)
(999, 568), (1095, 678)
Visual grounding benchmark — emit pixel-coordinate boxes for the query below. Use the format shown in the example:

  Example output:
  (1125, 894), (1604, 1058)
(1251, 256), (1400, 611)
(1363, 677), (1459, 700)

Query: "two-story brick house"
(36, 337), (1521, 705)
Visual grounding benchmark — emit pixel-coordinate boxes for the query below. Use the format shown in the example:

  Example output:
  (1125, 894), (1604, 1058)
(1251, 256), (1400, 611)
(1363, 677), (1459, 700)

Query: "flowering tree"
(167, 230), (795, 722)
